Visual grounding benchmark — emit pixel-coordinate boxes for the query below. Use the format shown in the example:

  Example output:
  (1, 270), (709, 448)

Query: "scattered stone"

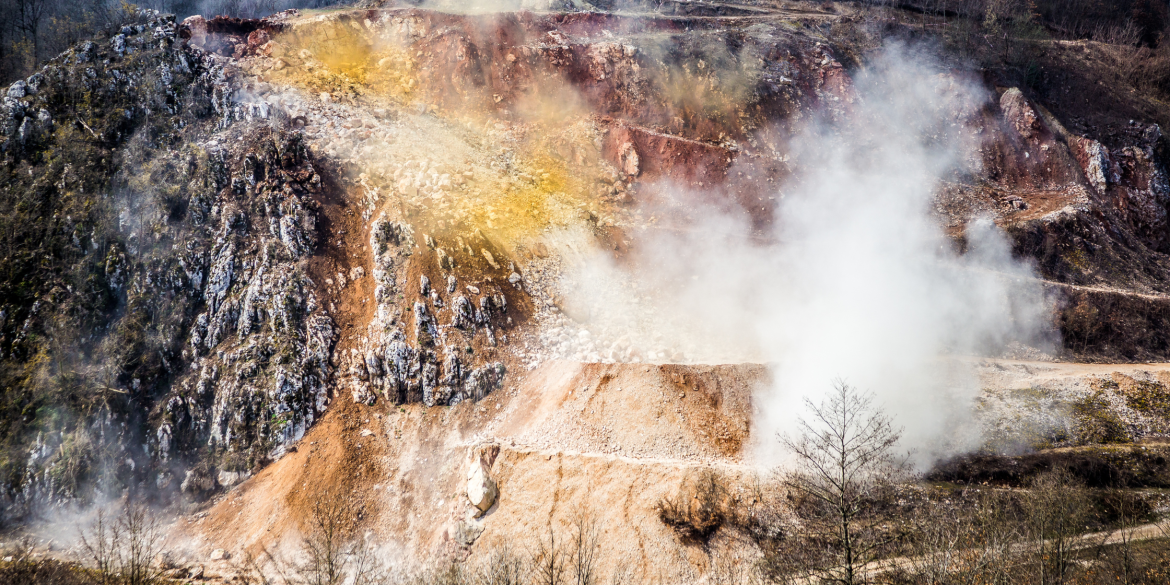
(154, 552), (176, 569)
(436, 247), (453, 269)
(1000, 88), (1042, 141)
(452, 296), (475, 329)
(181, 467), (217, 498)
(619, 141), (640, 176)
(451, 519), (484, 546)
(481, 249), (500, 269)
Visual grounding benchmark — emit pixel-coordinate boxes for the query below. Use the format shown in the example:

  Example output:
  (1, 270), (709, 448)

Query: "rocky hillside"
(6, 1), (1170, 578)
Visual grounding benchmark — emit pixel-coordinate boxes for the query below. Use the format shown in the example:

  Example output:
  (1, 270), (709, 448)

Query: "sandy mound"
(171, 360), (767, 579)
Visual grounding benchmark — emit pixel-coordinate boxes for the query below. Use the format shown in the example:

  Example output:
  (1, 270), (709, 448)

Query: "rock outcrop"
(8, 0), (1170, 528)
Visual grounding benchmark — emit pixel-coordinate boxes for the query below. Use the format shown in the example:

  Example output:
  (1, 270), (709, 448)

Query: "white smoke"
(551, 46), (1053, 467)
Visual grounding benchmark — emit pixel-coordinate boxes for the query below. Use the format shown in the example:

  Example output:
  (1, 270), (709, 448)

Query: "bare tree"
(121, 505), (166, 585)
(533, 526), (568, 585)
(605, 556), (635, 585)
(1022, 470), (1095, 585)
(905, 490), (1022, 585)
(248, 495), (386, 585)
(569, 508), (601, 585)
(298, 497), (349, 585)
(81, 509), (119, 585)
(779, 379), (907, 585)
(14, 0), (48, 64)
(79, 502), (167, 585)
(471, 542), (526, 585)
(1098, 498), (1146, 585)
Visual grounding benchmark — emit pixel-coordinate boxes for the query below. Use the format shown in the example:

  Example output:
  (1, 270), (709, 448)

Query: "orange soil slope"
(172, 361), (767, 579)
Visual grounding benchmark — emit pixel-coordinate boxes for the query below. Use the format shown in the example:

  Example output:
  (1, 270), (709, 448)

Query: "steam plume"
(554, 46), (1053, 466)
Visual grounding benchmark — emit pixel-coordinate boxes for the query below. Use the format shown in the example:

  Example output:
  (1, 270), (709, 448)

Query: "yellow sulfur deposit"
(261, 17), (420, 103)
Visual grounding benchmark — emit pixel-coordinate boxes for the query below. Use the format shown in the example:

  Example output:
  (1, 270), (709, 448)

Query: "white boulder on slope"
(466, 460), (498, 514)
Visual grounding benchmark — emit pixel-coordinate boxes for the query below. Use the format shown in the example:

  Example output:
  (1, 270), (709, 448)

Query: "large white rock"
(466, 461), (498, 514)
(217, 469), (248, 488)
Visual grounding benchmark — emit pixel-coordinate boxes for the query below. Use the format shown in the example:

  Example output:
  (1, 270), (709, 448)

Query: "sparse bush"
(899, 490), (1022, 585)
(656, 468), (728, 543)
(1122, 380), (1170, 417)
(734, 477), (787, 549)
(1094, 495), (1153, 585)
(414, 561), (468, 585)
(490, 508), (610, 585)
(927, 446), (1170, 488)
(1074, 392), (1132, 445)
(604, 557), (635, 585)
(707, 541), (766, 585)
(1095, 489), (1155, 526)
(0, 539), (89, 585)
(469, 543), (526, 585)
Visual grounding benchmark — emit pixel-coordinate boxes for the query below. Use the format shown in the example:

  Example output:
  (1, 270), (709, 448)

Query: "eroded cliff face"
(0, 9), (351, 514)
(153, 128), (338, 490)
(5, 0), (1170, 538)
(0, 10), (232, 516)
(210, 4), (1170, 368)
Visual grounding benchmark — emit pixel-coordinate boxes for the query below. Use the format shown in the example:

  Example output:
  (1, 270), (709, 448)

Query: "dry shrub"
(1122, 379), (1170, 416)
(731, 477), (787, 549)
(656, 469), (729, 543)
(469, 543), (526, 585)
(1100, 40), (1170, 100)
(0, 540), (89, 585)
(1092, 20), (1143, 46)
(1073, 391), (1132, 445)
(706, 540), (768, 585)
(414, 562), (467, 585)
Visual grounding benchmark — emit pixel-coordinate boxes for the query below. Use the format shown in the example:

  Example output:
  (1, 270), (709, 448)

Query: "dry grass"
(0, 542), (89, 585)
